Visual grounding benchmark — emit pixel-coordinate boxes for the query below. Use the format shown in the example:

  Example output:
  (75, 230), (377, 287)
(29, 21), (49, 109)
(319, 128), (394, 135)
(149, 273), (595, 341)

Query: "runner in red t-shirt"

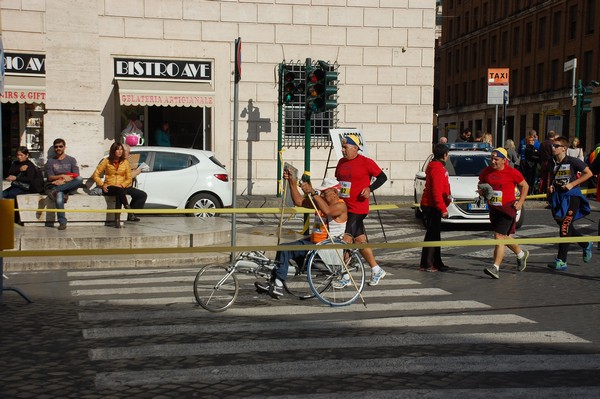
(335, 134), (388, 287)
(478, 148), (529, 279)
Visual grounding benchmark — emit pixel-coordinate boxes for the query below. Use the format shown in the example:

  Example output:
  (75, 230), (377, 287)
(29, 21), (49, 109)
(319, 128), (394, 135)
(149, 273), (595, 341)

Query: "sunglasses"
(552, 143), (564, 148)
(54, 145), (64, 149)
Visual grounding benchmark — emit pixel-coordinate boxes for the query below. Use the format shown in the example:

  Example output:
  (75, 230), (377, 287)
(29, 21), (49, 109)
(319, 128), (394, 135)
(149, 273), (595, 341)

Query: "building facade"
(437, 0), (600, 151)
(1, 0), (436, 196)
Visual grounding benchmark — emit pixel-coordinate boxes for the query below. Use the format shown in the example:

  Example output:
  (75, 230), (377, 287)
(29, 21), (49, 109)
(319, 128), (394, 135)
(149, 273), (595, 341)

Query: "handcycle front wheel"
(284, 264), (316, 300)
(193, 264), (239, 312)
(306, 239), (366, 307)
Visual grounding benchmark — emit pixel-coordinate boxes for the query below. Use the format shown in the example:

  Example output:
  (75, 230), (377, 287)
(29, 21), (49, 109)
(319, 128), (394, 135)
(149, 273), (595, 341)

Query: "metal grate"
(280, 61), (338, 149)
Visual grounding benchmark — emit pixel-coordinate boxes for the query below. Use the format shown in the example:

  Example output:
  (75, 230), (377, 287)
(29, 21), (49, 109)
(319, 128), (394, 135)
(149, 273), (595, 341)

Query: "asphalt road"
(2, 206), (600, 398)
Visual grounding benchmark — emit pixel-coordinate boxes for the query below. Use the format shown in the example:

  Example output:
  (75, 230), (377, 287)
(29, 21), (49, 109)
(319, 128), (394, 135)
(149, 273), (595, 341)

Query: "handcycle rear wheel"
(306, 239), (365, 307)
(193, 264), (239, 312)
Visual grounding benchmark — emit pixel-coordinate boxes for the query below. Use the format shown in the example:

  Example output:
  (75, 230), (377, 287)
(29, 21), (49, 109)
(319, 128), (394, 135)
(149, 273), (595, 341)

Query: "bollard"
(0, 199), (31, 304)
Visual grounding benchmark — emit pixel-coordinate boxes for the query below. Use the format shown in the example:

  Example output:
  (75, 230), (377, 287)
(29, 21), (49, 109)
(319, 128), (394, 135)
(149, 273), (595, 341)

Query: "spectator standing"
(479, 148), (529, 279)
(255, 171), (347, 298)
(455, 128), (472, 143)
(567, 136), (585, 161)
(3, 146), (44, 198)
(504, 139), (520, 169)
(154, 121), (171, 146)
(546, 136), (593, 271)
(92, 142), (132, 228)
(419, 144), (451, 272)
(522, 135), (540, 194)
(438, 136), (448, 144)
(122, 144), (148, 222)
(335, 134), (388, 286)
(482, 132), (494, 147)
(45, 138), (84, 230)
(539, 130), (558, 194)
(519, 129), (540, 163)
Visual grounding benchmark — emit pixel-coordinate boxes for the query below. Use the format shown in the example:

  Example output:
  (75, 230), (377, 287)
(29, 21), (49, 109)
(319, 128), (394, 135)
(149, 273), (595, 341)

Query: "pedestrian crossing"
(70, 266), (600, 396)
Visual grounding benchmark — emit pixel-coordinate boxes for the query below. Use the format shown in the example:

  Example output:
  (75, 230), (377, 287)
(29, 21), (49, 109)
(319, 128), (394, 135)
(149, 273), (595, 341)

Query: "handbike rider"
(255, 170), (348, 299)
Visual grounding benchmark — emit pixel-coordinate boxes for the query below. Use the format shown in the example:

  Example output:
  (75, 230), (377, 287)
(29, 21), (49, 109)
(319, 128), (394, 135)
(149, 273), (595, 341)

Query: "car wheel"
(187, 193), (220, 218)
(414, 190), (423, 219)
(516, 207), (525, 229)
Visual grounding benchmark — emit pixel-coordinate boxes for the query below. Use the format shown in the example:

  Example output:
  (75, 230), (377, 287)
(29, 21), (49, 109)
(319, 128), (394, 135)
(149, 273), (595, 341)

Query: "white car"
(414, 143), (524, 227)
(129, 146), (232, 217)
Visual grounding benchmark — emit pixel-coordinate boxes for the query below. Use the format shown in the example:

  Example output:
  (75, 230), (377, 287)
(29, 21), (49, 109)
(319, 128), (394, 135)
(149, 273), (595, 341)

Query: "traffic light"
(305, 61), (338, 115)
(581, 86), (593, 114)
(281, 68), (304, 105)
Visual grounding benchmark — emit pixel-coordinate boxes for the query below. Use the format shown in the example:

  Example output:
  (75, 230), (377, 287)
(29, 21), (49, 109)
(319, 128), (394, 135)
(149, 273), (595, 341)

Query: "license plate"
(468, 202), (488, 210)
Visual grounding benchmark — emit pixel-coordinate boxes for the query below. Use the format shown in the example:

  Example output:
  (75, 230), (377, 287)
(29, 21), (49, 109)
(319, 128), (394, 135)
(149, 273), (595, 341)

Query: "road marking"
(245, 387), (600, 399)
(89, 330), (587, 360)
(72, 286), (447, 297)
(95, 354), (600, 388)
(68, 268), (198, 277)
(82, 313), (526, 339)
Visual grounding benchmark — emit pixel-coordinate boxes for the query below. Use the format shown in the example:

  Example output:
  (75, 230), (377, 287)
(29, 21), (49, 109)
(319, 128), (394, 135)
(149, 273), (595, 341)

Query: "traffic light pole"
(303, 58), (312, 184)
(277, 63), (283, 196)
(575, 79), (582, 138)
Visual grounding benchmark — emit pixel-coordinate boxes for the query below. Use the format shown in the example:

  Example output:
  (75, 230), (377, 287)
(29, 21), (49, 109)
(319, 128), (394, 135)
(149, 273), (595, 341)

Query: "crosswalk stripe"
(68, 268), (198, 277)
(89, 330), (587, 360)
(82, 313), (529, 339)
(95, 354), (600, 388)
(72, 286), (448, 297)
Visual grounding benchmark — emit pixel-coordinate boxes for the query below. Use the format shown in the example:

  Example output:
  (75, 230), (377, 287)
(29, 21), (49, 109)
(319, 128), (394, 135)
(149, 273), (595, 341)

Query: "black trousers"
(104, 186), (129, 209)
(556, 196), (587, 262)
(125, 186), (147, 209)
(420, 205), (444, 268)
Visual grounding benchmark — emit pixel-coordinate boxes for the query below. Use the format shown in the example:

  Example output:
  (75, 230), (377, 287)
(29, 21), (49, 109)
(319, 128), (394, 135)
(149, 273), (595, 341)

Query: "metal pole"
(230, 38), (241, 263)
(494, 105), (498, 145)
(303, 58), (312, 183)
(277, 63), (283, 196)
(575, 79), (582, 138)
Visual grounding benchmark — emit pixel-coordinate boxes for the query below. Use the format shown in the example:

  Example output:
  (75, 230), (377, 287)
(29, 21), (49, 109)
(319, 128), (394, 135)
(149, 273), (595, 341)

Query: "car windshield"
(447, 154), (491, 177)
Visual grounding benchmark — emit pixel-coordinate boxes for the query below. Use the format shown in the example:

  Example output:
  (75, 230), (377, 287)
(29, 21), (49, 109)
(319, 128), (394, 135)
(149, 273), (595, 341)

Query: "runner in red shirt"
(478, 148), (529, 279)
(335, 134), (388, 287)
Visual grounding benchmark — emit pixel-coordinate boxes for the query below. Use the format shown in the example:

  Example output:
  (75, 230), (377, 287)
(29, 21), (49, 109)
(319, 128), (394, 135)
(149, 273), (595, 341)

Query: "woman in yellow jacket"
(93, 142), (132, 228)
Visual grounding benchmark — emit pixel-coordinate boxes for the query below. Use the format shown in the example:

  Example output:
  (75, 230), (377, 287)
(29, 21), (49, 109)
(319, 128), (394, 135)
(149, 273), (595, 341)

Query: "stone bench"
(15, 190), (129, 226)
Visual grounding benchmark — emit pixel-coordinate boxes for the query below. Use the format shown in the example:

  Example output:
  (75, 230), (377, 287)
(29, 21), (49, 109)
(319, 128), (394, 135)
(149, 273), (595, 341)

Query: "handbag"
(11, 181), (30, 191)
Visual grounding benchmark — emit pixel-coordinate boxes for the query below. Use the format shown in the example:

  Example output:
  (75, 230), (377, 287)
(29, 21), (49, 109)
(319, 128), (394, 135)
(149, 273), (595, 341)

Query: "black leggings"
(104, 186), (129, 209)
(556, 196), (587, 262)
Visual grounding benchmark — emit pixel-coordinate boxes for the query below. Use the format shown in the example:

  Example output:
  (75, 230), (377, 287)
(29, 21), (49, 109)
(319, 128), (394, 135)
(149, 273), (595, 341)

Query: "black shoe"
(436, 264), (450, 272)
(255, 281), (270, 294)
(127, 213), (141, 222)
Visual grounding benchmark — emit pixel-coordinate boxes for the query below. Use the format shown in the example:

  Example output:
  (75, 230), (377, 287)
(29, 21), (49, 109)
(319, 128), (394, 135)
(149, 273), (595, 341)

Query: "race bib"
(339, 181), (351, 198)
(490, 190), (503, 206)
(554, 164), (571, 187)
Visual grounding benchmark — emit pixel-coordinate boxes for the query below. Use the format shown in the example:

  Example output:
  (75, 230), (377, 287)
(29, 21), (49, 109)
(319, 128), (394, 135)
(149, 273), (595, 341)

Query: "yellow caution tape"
(2, 235), (599, 258)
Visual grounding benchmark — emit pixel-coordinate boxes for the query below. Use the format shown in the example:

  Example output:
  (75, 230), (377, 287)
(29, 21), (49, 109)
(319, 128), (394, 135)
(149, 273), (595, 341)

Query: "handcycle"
(193, 237), (366, 312)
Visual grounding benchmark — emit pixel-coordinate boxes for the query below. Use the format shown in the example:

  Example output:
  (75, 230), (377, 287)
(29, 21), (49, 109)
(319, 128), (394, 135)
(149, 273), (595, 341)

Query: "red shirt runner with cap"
(335, 155), (383, 214)
(479, 164), (524, 206)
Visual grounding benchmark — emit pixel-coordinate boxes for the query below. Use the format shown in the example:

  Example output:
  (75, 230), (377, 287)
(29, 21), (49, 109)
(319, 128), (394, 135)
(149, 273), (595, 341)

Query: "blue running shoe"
(583, 242), (593, 263)
(547, 258), (567, 271)
(368, 268), (386, 286)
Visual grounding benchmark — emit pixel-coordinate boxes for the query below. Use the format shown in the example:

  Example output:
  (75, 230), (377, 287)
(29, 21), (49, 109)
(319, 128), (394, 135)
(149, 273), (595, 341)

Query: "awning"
(116, 79), (214, 107)
(0, 76), (46, 104)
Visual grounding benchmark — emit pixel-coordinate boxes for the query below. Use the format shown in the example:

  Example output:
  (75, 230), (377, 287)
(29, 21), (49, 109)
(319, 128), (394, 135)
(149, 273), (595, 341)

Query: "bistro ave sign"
(114, 58), (212, 81)
(3, 53), (45, 76)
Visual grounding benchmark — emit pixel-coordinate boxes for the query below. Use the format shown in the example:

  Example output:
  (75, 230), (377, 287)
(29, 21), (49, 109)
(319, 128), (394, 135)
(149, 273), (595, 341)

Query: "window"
(481, 39), (487, 65)
(465, 12), (470, 33)
(153, 152), (194, 172)
(550, 59), (559, 90)
(512, 26), (520, 56)
(569, 5), (578, 40)
(511, 69), (519, 96)
(474, 7), (479, 30)
(538, 16), (546, 48)
(523, 66), (530, 94)
(483, 3), (488, 25)
(583, 51), (593, 83)
(463, 46), (469, 70)
(455, 49), (460, 73)
(536, 63), (544, 92)
(501, 31), (508, 60)
(586, 0), (595, 34)
(472, 43), (478, 68)
(447, 52), (452, 75)
(525, 22), (533, 52)
(470, 79), (476, 104)
(491, 35), (497, 62)
(552, 11), (562, 45)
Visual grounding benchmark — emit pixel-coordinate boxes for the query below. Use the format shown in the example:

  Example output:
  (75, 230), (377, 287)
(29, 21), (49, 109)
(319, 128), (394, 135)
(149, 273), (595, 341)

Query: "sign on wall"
(114, 58), (212, 81)
(3, 53), (45, 76)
